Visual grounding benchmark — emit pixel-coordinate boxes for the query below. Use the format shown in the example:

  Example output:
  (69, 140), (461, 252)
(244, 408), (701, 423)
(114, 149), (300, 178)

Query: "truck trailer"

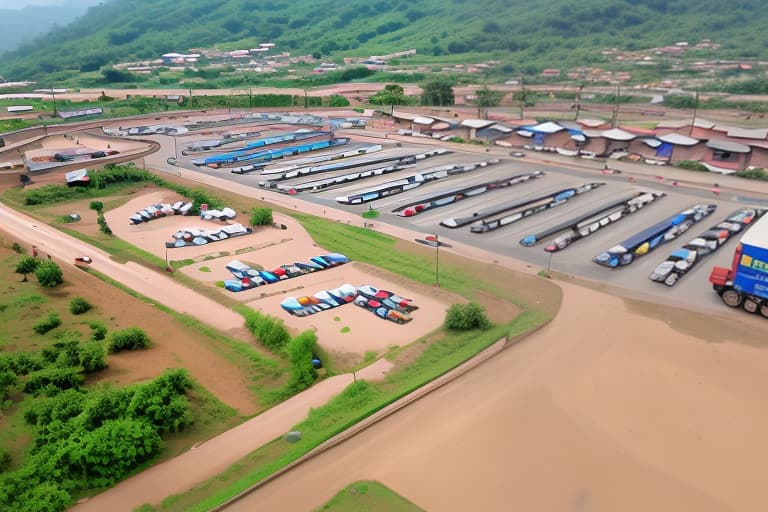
(709, 211), (768, 317)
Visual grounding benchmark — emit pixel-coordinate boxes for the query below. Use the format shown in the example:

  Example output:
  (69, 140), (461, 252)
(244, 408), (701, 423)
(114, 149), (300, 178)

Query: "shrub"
(79, 342), (107, 373)
(445, 302), (491, 331)
(736, 168), (768, 181)
(33, 311), (62, 335)
(69, 297), (92, 315)
(243, 310), (290, 350)
(328, 94), (350, 107)
(676, 160), (708, 172)
(22, 367), (84, 395)
(0, 446), (11, 472)
(284, 330), (318, 393)
(250, 207), (273, 226)
(107, 327), (151, 353)
(89, 201), (104, 212)
(11, 242), (23, 254)
(89, 320), (107, 341)
(34, 260), (63, 288)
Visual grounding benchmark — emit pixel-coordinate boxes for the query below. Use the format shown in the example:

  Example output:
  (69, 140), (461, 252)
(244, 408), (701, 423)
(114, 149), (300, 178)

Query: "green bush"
(22, 367), (84, 395)
(250, 207), (274, 226)
(0, 446), (11, 472)
(676, 160), (709, 172)
(444, 302), (491, 331)
(243, 310), (290, 350)
(78, 342), (107, 373)
(32, 311), (62, 335)
(11, 242), (24, 253)
(107, 327), (151, 353)
(24, 184), (82, 205)
(68, 297), (92, 315)
(285, 330), (318, 393)
(89, 201), (104, 212)
(89, 320), (107, 341)
(34, 261), (63, 288)
(328, 94), (350, 107)
(736, 168), (768, 181)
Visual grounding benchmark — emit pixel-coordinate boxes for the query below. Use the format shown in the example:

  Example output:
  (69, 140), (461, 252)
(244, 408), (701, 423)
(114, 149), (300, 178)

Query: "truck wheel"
(760, 303), (768, 319)
(743, 299), (758, 314)
(721, 289), (742, 308)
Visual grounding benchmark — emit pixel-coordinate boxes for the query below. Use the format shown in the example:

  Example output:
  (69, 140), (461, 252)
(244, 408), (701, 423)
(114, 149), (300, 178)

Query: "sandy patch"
(244, 262), (448, 354)
(228, 280), (768, 512)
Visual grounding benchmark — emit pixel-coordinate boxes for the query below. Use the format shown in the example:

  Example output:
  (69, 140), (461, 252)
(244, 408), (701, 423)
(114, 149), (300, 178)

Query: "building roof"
(461, 119), (495, 129)
(526, 121), (563, 134)
(488, 124), (514, 133)
(392, 111), (418, 121)
(413, 116), (434, 125)
(641, 138), (663, 148)
(658, 133), (700, 146)
(577, 118), (606, 128)
(601, 128), (636, 141)
(725, 127), (768, 140)
(655, 119), (690, 129)
(557, 120), (582, 130)
(706, 139), (751, 153)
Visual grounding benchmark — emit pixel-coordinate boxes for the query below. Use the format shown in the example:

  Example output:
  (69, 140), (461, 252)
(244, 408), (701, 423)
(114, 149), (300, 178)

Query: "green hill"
(1, 0), (766, 82)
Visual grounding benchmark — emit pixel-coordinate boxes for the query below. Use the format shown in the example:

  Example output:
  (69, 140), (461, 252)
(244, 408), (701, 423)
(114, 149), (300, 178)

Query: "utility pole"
(519, 77), (525, 120)
(689, 89), (700, 136)
(574, 83), (584, 121)
(51, 88), (57, 118)
(249, 87), (252, 109)
(611, 83), (621, 128)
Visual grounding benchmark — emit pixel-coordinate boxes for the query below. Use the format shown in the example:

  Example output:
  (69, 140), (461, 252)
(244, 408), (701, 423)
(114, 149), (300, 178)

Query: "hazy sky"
(0, 0), (67, 8)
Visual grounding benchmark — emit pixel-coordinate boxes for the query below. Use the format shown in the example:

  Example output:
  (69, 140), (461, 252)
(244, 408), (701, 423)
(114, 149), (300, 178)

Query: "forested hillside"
(1, 0), (766, 81)
(0, 0), (101, 56)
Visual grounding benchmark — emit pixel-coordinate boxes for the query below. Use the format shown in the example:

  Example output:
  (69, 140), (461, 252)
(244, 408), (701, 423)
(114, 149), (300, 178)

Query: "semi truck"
(709, 211), (768, 318)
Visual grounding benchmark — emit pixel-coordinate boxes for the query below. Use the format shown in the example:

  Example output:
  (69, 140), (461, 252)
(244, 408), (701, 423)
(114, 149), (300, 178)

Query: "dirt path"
(226, 281), (768, 512)
(0, 202), (243, 334)
(70, 358), (393, 512)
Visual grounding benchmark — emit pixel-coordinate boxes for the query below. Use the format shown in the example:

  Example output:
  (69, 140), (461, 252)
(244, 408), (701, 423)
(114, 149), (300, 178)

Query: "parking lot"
(161, 129), (766, 314)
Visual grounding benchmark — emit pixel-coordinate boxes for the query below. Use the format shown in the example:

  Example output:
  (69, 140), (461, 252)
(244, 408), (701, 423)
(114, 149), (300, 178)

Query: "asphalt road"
(144, 125), (768, 316)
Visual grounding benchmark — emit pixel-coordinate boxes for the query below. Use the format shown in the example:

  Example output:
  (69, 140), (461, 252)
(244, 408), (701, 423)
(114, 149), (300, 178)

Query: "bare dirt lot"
(227, 280), (768, 512)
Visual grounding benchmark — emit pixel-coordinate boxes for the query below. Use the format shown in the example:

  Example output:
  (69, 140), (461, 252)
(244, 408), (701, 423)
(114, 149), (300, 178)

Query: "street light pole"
(435, 234), (440, 288)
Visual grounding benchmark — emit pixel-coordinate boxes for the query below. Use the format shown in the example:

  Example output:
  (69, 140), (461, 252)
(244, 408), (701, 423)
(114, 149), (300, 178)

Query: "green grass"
(340, 326), (350, 333)
(317, 480), (424, 512)
(157, 311), (546, 512)
(84, 268), (286, 405)
(294, 214), (530, 307)
(198, 266), (211, 273)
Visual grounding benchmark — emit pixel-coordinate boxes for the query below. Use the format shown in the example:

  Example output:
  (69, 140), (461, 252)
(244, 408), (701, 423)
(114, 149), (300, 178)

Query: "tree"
(89, 201), (104, 212)
(368, 84), (411, 108)
(15, 256), (39, 282)
(34, 260), (63, 288)
(420, 77), (455, 106)
(328, 94), (350, 107)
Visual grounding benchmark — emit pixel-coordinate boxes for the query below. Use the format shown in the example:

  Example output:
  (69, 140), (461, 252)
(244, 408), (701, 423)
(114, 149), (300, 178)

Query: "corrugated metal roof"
(488, 124), (514, 133)
(582, 129), (604, 138)
(601, 128), (636, 141)
(392, 111), (418, 121)
(693, 118), (716, 129)
(656, 119), (690, 129)
(642, 138), (663, 148)
(706, 139), (751, 153)
(726, 127), (768, 140)
(529, 121), (564, 133)
(516, 129), (534, 138)
(413, 116), (434, 125)
(578, 118), (606, 128)
(658, 133), (700, 146)
(461, 119), (495, 129)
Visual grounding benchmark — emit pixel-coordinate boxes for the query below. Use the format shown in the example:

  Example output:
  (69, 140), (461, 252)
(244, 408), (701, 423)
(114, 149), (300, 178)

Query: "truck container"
(710, 211), (768, 317)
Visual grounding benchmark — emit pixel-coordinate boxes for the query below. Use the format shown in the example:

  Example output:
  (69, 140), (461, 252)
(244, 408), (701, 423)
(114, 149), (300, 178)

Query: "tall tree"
(15, 256), (39, 282)
(420, 77), (455, 106)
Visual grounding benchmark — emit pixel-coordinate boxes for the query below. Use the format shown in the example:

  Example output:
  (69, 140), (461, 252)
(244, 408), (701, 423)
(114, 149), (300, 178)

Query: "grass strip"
(154, 311), (549, 512)
(317, 480), (424, 512)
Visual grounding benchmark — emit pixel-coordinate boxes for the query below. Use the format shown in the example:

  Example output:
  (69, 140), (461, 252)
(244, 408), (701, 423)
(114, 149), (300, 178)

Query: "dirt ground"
(0, 231), (257, 415)
(227, 280), (768, 512)
(104, 190), (452, 355)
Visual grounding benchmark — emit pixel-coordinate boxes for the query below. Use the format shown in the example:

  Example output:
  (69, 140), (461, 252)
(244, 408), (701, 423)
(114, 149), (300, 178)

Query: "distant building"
(541, 69), (561, 78)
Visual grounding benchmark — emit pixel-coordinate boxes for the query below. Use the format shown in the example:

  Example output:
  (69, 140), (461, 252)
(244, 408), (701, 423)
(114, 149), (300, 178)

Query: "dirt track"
(225, 281), (768, 512)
